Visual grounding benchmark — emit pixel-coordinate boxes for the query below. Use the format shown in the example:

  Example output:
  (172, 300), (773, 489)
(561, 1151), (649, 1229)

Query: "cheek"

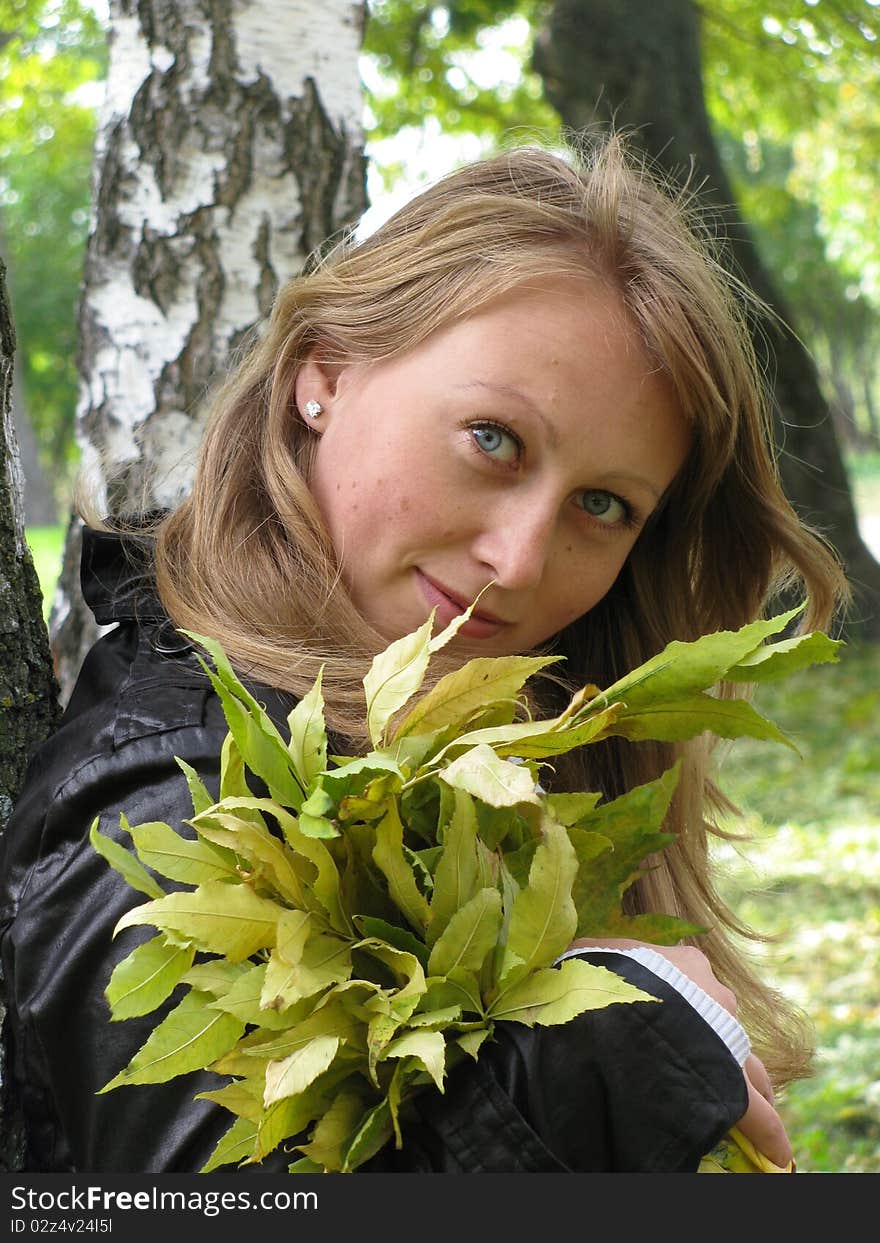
(548, 545), (633, 626)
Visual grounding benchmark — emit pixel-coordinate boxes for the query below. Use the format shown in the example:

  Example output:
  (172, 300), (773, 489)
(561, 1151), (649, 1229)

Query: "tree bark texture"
(52, 0), (369, 699)
(533, 0), (880, 638)
(0, 260), (61, 1172)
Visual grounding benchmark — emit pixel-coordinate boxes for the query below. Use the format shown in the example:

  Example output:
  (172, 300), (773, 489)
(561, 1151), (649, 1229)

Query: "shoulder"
(0, 620), (223, 921)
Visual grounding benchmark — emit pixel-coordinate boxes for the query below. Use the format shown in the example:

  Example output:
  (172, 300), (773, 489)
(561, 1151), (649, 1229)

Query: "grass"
(24, 524), (64, 620)
(21, 459), (880, 1173)
(711, 641), (880, 1173)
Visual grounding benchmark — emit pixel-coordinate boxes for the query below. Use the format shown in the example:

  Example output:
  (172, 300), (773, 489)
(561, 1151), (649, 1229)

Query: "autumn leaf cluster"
(91, 602), (838, 1172)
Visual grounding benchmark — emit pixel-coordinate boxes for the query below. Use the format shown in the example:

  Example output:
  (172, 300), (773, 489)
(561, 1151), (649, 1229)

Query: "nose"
(471, 499), (558, 592)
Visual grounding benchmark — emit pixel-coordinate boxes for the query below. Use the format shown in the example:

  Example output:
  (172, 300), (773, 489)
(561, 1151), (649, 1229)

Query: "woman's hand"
(567, 937), (794, 1169)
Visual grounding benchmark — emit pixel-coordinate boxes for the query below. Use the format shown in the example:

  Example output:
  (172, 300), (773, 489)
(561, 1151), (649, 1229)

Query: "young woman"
(0, 132), (848, 1173)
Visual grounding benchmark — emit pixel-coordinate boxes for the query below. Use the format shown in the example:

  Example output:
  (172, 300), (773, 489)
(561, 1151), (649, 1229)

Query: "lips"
(415, 570), (509, 638)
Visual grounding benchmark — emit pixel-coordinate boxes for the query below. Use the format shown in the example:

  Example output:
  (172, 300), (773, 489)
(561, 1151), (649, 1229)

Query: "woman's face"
(299, 278), (690, 656)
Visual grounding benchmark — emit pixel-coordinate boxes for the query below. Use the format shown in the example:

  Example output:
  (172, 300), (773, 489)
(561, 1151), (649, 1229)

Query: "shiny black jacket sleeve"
(0, 618), (748, 1174)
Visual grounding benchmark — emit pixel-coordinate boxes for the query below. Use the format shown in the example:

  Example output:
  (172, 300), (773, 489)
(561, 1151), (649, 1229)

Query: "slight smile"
(415, 570), (508, 638)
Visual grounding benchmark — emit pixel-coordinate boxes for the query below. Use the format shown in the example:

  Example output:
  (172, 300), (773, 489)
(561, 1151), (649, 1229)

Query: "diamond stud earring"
(304, 400), (323, 419)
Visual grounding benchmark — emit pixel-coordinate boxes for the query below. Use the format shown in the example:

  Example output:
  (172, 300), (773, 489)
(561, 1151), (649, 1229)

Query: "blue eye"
(578, 490), (628, 525)
(471, 422), (520, 464)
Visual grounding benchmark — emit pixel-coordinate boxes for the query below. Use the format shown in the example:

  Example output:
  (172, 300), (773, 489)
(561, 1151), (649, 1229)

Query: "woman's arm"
(567, 937), (794, 1167)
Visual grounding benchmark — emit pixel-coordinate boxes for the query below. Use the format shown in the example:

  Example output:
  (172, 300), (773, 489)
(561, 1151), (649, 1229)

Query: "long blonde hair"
(150, 131), (849, 1086)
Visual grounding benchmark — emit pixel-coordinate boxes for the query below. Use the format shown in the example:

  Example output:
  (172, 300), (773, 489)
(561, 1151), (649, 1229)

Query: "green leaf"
(372, 801), (432, 934)
(439, 744), (540, 807)
(363, 616), (435, 747)
(183, 631), (305, 810)
(175, 757), (215, 816)
(366, 1010), (403, 1084)
(296, 1088), (370, 1170)
(204, 962), (316, 1030)
(287, 666), (328, 789)
(262, 930), (352, 1008)
(584, 607), (806, 712)
(89, 817), (166, 901)
(382, 1029), (446, 1091)
(264, 1034), (341, 1106)
(105, 936), (194, 1020)
(288, 1156), (326, 1173)
(604, 911), (705, 944)
(407, 1005), (462, 1028)
(196, 1078), (264, 1122)
(182, 959), (250, 997)
(126, 818), (239, 886)
(219, 732), (253, 802)
(436, 705), (621, 762)
(354, 917), (430, 967)
(203, 962), (274, 1026)
(498, 817), (578, 986)
(319, 754), (404, 804)
(113, 881), (283, 962)
(427, 888), (502, 977)
(393, 654), (559, 739)
(546, 790), (603, 826)
(420, 968), (483, 1018)
(342, 1098), (394, 1171)
(256, 1077), (340, 1163)
(725, 631), (843, 682)
(244, 801), (349, 933)
(190, 801), (311, 907)
(427, 788), (480, 948)
(200, 1115), (259, 1173)
(362, 593), (490, 748)
(99, 989), (245, 1091)
(357, 940), (427, 1017)
(488, 957), (658, 1025)
(610, 693), (798, 749)
(456, 1027), (492, 1059)
(569, 766), (681, 938)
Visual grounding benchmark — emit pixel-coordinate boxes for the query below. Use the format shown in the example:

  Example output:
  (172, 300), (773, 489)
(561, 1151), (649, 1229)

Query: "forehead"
(419, 277), (673, 399)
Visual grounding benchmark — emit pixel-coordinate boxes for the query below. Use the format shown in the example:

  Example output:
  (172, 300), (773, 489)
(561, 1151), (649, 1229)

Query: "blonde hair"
(148, 131), (848, 1086)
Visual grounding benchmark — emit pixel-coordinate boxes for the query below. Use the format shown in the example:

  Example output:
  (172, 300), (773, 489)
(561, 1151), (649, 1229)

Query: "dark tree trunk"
(533, 0), (880, 638)
(0, 259), (62, 1172)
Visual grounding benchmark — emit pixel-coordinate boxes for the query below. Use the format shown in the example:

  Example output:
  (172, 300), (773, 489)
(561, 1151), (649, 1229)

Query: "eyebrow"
(452, 381), (560, 450)
(456, 381), (666, 502)
(594, 471), (663, 502)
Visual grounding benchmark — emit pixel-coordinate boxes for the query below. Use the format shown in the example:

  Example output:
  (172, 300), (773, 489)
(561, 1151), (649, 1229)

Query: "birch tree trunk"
(0, 260), (61, 1172)
(533, 0), (880, 638)
(51, 0), (368, 699)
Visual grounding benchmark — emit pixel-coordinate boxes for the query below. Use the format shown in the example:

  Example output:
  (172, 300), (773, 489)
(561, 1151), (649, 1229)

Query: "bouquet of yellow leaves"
(91, 601), (833, 1173)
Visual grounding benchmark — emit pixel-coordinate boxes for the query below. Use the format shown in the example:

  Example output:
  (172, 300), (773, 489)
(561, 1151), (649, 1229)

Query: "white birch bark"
(52, 0), (368, 695)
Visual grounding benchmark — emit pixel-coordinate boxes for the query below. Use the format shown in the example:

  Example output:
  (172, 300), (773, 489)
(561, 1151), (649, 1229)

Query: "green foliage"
(363, 1), (880, 445)
(0, 1), (106, 492)
(702, 1), (880, 301)
(91, 600), (837, 1172)
(363, 0), (556, 192)
(23, 522), (63, 618)
(711, 641), (880, 1173)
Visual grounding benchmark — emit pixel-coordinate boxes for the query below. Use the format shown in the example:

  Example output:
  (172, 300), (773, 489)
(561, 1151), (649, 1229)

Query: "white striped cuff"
(555, 945), (752, 1067)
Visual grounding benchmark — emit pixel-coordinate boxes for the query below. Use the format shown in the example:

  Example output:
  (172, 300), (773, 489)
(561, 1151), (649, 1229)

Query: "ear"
(294, 356), (338, 426)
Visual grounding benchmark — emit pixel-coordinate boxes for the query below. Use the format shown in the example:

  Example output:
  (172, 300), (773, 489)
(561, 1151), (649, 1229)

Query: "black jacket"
(0, 527), (748, 1173)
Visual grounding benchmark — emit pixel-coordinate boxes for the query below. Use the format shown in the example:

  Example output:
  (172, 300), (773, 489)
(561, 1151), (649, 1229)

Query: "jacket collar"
(80, 518), (166, 626)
